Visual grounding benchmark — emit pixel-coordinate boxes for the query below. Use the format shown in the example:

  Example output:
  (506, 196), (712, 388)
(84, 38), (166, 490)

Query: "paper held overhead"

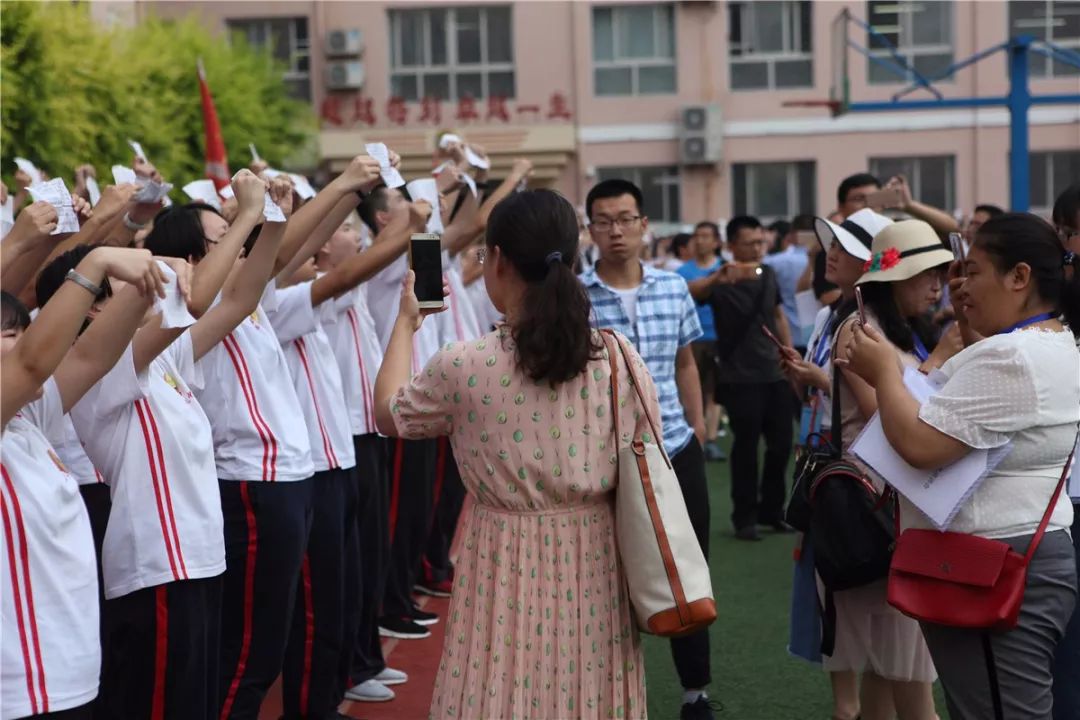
(183, 179), (223, 211)
(153, 260), (197, 329)
(364, 143), (405, 188)
(85, 177), (102, 208)
(262, 193), (286, 223)
(249, 143), (262, 163)
(27, 178), (80, 235)
(405, 178), (444, 234)
(464, 146), (490, 170)
(112, 165), (138, 185)
(128, 139), (148, 162)
(14, 158), (44, 186)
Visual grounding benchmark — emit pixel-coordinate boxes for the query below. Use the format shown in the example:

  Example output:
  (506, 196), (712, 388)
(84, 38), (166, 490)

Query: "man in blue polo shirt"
(678, 221), (726, 461)
(580, 178), (716, 720)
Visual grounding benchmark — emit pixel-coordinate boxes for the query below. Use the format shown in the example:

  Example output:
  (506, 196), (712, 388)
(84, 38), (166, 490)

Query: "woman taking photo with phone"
(373, 189), (658, 719)
(840, 213), (1080, 719)
(808, 214), (953, 720)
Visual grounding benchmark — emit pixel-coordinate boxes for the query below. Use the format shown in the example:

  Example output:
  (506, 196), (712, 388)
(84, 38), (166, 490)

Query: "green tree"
(1, 1), (316, 190)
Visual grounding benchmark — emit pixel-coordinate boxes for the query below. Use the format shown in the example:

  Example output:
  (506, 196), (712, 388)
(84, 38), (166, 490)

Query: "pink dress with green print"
(390, 326), (657, 719)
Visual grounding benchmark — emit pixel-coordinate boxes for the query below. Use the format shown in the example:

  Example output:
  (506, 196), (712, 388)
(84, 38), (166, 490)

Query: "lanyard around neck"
(912, 332), (929, 363)
(997, 312), (1056, 335)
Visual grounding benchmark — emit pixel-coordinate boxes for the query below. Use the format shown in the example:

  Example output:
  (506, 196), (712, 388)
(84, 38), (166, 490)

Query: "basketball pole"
(818, 18), (1080, 213)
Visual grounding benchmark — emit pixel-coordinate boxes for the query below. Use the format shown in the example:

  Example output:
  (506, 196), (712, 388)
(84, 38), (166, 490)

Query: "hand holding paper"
(27, 179), (80, 234)
(14, 158), (44, 186)
(152, 259), (197, 329)
(364, 143), (405, 188)
(405, 178), (443, 234)
(183, 180), (223, 211)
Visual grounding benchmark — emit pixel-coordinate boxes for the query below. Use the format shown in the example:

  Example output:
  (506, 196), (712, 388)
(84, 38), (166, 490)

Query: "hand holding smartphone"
(948, 232), (966, 262)
(409, 233), (445, 309)
(855, 285), (867, 325)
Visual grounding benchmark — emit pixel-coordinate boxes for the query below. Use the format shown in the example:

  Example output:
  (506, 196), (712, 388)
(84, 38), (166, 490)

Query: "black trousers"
(218, 479), (314, 720)
(668, 438), (713, 690)
(382, 438), (436, 619)
(282, 468), (351, 719)
(423, 437), (465, 584)
(717, 380), (794, 530)
(26, 704), (94, 720)
(78, 483), (111, 720)
(99, 575), (222, 720)
(347, 435), (391, 686)
(1052, 502), (1080, 719)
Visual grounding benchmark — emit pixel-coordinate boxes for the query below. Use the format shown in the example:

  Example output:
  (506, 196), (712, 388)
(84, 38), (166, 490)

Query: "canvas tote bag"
(602, 330), (716, 637)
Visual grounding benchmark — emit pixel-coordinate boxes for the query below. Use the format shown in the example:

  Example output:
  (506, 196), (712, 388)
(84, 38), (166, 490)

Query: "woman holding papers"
(840, 212), (1080, 720)
(812, 213), (948, 720)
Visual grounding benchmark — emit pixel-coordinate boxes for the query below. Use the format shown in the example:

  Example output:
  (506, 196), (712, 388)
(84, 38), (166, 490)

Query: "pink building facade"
(112, 0), (1079, 230)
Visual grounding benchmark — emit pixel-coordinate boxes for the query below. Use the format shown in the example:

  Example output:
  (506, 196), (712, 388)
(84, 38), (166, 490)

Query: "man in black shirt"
(693, 216), (796, 541)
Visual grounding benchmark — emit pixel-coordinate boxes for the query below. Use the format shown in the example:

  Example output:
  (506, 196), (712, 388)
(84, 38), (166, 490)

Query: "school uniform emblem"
(163, 371), (194, 403)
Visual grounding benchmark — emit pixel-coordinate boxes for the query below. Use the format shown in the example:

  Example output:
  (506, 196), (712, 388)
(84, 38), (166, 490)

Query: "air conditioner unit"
(326, 28), (363, 56)
(325, 61), (365, 90)
(678, 104), (722, 165)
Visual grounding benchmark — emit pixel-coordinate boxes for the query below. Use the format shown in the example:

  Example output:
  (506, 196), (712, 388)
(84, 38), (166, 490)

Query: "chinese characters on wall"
(320, 93), (573, 128)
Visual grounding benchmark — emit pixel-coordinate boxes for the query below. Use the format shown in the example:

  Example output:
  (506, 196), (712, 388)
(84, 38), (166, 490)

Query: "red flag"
(197, 59), (230, 191)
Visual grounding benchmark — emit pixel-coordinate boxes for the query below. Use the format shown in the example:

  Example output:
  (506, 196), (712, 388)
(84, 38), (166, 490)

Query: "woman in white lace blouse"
(840, 213), (1080, 720)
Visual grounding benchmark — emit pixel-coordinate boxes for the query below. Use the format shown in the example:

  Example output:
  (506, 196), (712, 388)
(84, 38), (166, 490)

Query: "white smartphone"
(855, 285), (867, 325)
(948, 232), (966, 262)
(409, 233), (445, 309)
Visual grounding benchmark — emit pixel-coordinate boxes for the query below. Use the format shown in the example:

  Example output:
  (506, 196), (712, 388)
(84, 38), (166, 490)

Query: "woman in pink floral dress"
(374, 190), (658, 719)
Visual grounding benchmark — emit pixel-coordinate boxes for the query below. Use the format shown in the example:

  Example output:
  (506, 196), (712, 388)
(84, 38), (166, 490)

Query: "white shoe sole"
(412, 617), (438, 626)
(344, 690), (395, 703)
(378, 626), (431, 640)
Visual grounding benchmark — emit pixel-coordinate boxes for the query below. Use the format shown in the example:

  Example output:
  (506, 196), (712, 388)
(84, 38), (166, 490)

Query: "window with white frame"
(227, 17), (311, 100)
(388, 6), (515, 101)
(1031, 150), (1080, 216)
(870, 155), (955, 213)
(728, 1), (813, 90)
(592, 4), (677, 96)
(866, 1), (954, 84)
(732, 161), (816, 224)
(595, 166), (682, 224)
(1009, 1), (1080, 77)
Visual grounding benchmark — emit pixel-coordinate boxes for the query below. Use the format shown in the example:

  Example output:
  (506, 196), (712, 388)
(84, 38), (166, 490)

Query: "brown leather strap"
(1022, 436), (1077, 565)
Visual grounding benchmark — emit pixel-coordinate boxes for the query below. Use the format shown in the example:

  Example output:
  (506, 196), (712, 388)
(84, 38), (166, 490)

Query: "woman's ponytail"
(486, 190), (602, 384)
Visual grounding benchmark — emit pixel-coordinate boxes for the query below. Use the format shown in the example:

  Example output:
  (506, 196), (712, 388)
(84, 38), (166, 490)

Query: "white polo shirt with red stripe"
(320, 285), (382, 437)
(70, 337), (226, 599)
(367, 255), (442, 374)
(2, 380), (100, 719)
(51, 417), (105, 486)
(194, 284), (314, 483)
(265, 281), (356, 473)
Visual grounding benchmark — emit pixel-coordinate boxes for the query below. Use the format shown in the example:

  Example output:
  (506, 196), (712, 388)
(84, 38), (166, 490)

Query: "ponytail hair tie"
(545, 251), (563, 266)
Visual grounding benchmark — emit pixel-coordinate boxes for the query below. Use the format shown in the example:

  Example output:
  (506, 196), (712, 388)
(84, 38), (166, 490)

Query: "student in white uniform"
(37, 172), (280, 720)
(315, 208), (431, 702)
(1, 247), (180, 720)
(360, 186), (446, 640)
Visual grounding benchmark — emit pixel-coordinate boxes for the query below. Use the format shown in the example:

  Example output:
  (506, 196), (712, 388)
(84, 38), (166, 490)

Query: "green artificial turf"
(639, 442), (949, 719)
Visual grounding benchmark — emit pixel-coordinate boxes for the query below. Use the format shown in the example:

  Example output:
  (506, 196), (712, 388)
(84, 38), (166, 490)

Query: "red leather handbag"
(887, 445), (1075, 631)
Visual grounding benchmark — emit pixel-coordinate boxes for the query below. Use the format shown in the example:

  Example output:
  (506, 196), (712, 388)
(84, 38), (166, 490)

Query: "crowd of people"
(1, 127), (1078, 720)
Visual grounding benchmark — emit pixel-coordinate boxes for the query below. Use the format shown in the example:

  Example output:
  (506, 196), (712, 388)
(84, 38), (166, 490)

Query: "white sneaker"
(344, 679), (395, 703)
(375, 667), (408, 686)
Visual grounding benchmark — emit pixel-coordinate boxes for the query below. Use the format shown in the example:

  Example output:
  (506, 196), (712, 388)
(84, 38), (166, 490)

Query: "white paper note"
(850, 368), (1009, 530)
(365, 143), (405, 188)
(461, 172), (478, 198)
(183, 179), (223, 211)
(134, 179), (173, 204)
(153, 261), (197, 329)
(1, 197), (15, 240)
(27, 178), (79, 235)
(405, 178), (443, 234)
(85, 176), (102, 207)
(128, 139), (148, 162)
(14, 158), (44, 186)
(431, 160), (453, 176)
(263, 193), (286, 223)
(249, 143), (261, 163)
(112, 165), (138, 185)
(464, 146), (490, 170)
(219, 185), (235, 200)
(438, 133), (462, 150)
(262, 168), (282, 179)
(289, 173), (317, 200)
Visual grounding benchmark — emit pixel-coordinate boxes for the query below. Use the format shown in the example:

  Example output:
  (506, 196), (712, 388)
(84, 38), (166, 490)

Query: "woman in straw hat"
(819, 217), (957, 720)
(840, 212), (1080, 719)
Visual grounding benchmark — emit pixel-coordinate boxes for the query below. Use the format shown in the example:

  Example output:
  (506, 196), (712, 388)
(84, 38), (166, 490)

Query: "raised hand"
(94, 183), (140, 221)
(93, 247), (169, 298)
(15, 201), (59, 237)
(269, 176), (295, 218)
(232, 170), (268, 216)
(338, 154), (383, 193)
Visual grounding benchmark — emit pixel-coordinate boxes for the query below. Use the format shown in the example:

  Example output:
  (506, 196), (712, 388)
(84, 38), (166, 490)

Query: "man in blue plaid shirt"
(580, 179), (716, 720)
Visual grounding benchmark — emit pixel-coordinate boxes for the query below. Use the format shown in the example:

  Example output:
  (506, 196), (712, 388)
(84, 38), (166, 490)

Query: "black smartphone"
(409, 233), (444, 309)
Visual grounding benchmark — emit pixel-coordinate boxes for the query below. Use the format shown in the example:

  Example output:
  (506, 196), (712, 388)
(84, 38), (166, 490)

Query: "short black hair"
(725, 215), (762, 243)
(694, 221), (720, 238)
(974, 204), (1005, 218)
(144, 202), (224, 261)
(1051, 185), (1079, 230)
(357, 184), (390, 234)
(791, 213), (816, 232)
(670, 233), (692, 256)
(36, 244), (112, 309)
(585, 179), (643, 220)
(837, 173), (881, 207)
(1, 291), (31, 333)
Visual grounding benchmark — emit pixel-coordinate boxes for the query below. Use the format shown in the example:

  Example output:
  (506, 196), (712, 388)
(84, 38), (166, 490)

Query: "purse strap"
(1022, 435), (1077, 565)
(601, 329), (672, 470)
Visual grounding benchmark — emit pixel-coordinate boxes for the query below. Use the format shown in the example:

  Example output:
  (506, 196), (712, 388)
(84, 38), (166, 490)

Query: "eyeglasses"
(590, 215), (642, 233)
